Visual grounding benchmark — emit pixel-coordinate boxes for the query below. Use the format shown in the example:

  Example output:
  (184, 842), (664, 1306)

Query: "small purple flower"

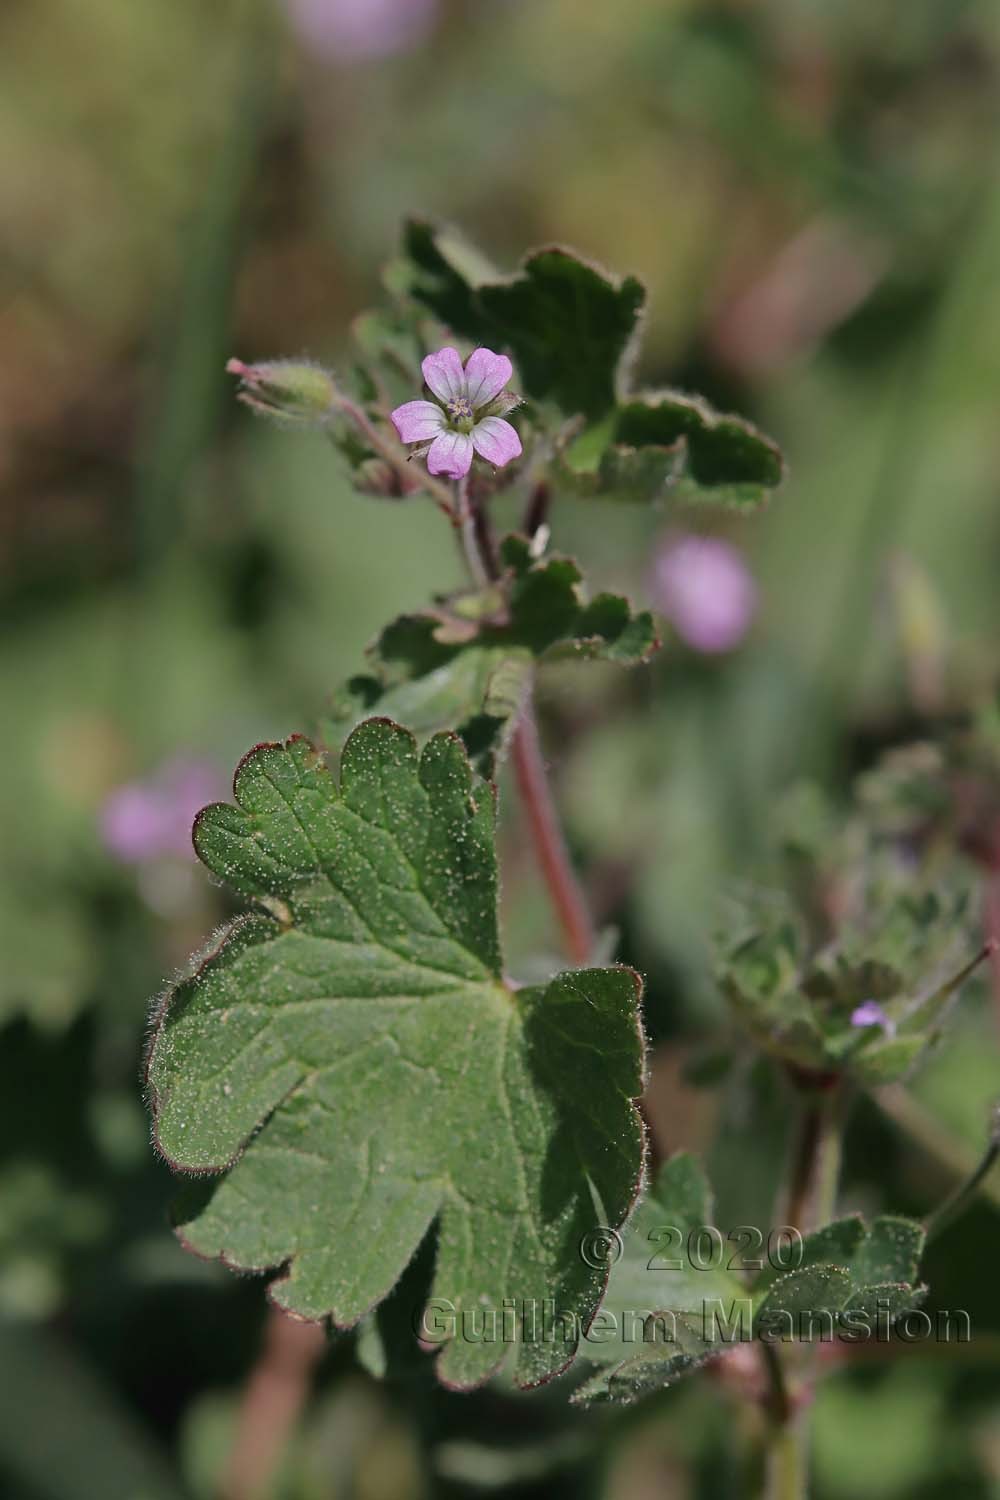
(100, 758), (226, 865)
(284, 0), (437, 61)
(850, 1000), (896, 1037)
(391, 347), (522, 480)
(651, 534), (757, 654)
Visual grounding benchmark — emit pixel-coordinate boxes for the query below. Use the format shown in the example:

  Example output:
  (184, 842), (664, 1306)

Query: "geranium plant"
(146, 222), (996, 1497)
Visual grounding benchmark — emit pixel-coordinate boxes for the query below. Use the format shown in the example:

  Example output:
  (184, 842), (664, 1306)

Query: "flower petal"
(421, 347), (466, 404)
(470, 416), (522, 468)
(390, 399), (446, 444)
(464, 348), (513, 410)
(427, 430), (474, 478)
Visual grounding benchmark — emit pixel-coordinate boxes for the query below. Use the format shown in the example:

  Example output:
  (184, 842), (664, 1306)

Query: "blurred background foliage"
(2, 0), (1000, 1495)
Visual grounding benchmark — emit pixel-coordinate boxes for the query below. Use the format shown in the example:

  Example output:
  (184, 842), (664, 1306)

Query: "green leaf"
(848, 1035), (927, 1086)
(495, 535), (659, 662)
(355, 1232), (438, 1385)
(572, 1153), (746, 1406)
(147, 721), (645, 1391)
(594, 1153), (742, 1318)
(850, 1216), (924, 1288)
(617, 394), (785, 506)
(393, 220), (499, 337)
(755, 1265), (856, 1325)
(572, 1316), (721, 1407)
(559, 391), (785, 509)
(323, 643), (532, 777)
(321, 537), (657, 772)
(647, 1151), (715, 1231)
(752, 1214), (926, 1339)
(842, 1282), (928, 1322)
(574, 1167), (928, 1406)
(401, 221), (645, 420)
(754, 1267), (926, 1344)
(751, 1216), (865, 1303)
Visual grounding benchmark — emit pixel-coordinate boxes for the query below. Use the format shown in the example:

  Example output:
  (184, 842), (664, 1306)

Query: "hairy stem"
(455, 474), (491, 588)
(451, 476), (595, 967)
(511, 706), (596, 967)
(222, 1307), (325, 1500)
(337, 394), (454, 511)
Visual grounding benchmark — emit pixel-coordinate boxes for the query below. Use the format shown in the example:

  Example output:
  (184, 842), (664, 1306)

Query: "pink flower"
(850, 1001), (896, 1037)
(284, 0), (437, 61)
(391, 347), (522, 480)
(651, 535), (757, 654)
(100, 758), (226, 864)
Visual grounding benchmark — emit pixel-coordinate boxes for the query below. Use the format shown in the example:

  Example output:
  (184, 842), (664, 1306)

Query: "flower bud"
(226, 358), (337, 425)
(478, 390), (522, 420)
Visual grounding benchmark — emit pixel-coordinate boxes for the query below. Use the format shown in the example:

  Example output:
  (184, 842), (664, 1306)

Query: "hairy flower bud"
(226, 358), (337, 425)
(478, 390), (523, 420)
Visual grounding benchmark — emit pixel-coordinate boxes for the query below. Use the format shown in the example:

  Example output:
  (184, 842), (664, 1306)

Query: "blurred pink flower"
(391, 346), (522, 479)
(284, 0), (438, 60)
(850, 1000), (896, 1036)
(651, 535), (757, 654)
(100, 758), (226, 864)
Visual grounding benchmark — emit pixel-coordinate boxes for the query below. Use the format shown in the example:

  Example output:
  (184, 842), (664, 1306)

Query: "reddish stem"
(511, 707), (595, 967)
(222, 1307), (325, 1500)
(451, 477), (595, 968)
(983, 863), (1000, 1034)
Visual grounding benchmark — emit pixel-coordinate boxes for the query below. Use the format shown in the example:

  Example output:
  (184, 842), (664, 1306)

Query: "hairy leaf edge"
(143, 719), (649, 1388)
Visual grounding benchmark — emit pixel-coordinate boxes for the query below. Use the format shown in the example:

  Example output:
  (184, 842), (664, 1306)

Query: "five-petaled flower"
(391, 346), (522, 479)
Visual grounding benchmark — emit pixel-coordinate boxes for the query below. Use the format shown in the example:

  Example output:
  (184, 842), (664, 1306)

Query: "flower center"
(446, 395), (474, 428)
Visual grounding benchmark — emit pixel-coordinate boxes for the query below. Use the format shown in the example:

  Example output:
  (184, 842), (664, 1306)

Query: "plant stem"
(755, 1339), (808, 1500)
(455, 474), (491, 587)
(760, 1339), (792, 1425)
(812, 1089), (845, 1230)
(449, 475), (596, 968)
(874, 1084), (1000, 1216)
(511, 706), (596, 967)
(924, 1123), (1000, 1246)
(522, 478), (552, 540)
(784, 1080), (844, 1234)
(765, 1415), (809, 1500)
(784, 1100), (822, 1237)
(222, 1307), (325, 1500)
(982, 862), (1000, 1035)
(761, 1080), (846, 1500)
(757, 1343), (807, 1500)
(337, 393), (454, 511)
